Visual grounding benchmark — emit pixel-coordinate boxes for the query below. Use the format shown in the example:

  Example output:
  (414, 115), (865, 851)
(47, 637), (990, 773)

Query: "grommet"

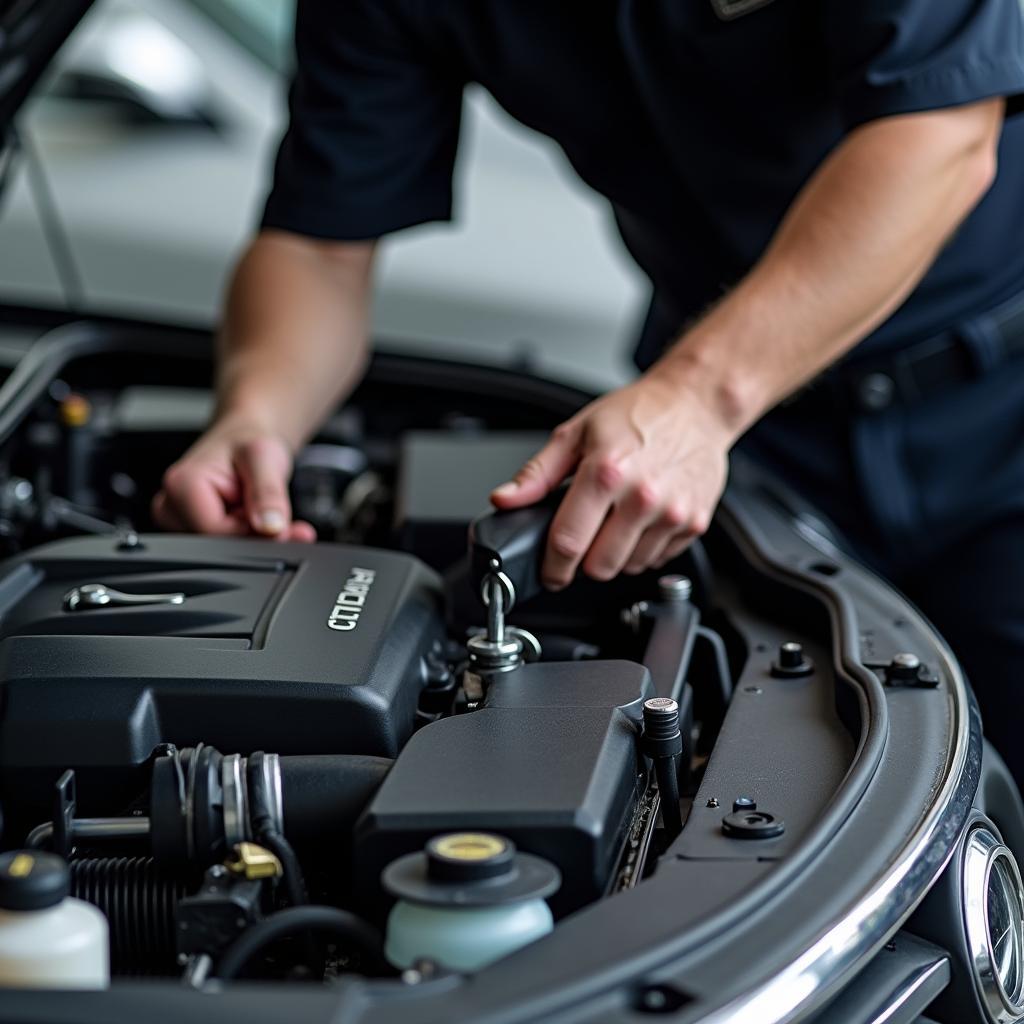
(722, 809), (785, 840)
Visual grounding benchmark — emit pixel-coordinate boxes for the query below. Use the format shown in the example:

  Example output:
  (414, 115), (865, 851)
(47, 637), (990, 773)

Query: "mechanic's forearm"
(214, 230), (375, 451)
(652, 98), (1003, 436)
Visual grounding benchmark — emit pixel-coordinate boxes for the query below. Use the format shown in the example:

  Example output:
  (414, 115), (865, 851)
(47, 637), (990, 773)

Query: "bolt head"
(733, 796), (757, 813)
(658, 574), (693, 602)
(887, 652), (924, 683)
(778, 642), (804, 668)
(771, 642), (814, 678)
(706, 797), (720, 808)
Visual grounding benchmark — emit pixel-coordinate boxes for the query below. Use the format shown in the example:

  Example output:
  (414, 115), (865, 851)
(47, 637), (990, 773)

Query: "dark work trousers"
(736, 334), (1024, 787)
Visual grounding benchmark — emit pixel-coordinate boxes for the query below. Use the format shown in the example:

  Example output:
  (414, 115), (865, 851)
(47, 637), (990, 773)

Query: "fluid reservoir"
(0, 851), (109, 989)
(383, 832), (560, 972)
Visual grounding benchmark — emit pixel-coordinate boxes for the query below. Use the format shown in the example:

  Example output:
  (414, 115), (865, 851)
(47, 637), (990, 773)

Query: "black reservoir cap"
(0, 851), (69, 911)
(383, 832), (560, 908)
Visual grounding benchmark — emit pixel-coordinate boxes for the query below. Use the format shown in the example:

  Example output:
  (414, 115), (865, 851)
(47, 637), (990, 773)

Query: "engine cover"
(0, 534), (445, 806)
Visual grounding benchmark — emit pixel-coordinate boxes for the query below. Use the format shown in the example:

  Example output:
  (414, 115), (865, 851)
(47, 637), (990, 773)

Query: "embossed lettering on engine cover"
(328, 567), (377, 632)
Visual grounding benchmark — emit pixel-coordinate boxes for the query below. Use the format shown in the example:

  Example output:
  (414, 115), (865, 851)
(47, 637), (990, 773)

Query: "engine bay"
(0, 323), (852, 990)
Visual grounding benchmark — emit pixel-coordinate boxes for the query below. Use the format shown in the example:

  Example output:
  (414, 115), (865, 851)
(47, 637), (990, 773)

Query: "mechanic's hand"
(490, 375), (731, 589)
(152, 419), (316, 542)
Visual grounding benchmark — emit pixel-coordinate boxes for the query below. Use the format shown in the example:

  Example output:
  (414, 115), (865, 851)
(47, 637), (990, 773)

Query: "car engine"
(0, 324), (841, 989)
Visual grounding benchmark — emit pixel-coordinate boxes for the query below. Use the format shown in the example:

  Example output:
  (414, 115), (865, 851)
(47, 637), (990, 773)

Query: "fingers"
(491, 421), (580, 509)
(154, 432), (307, 541)
(155, 464), (250, 536)
(541, 454), (625, 589)
(151, 491), (185, 532)
(582, 483), (663, 580)
(622, 502), (692, 575)
(542, 462), (712, 588)
(284, 520), (318, 543)
(234, 437), (295, 536)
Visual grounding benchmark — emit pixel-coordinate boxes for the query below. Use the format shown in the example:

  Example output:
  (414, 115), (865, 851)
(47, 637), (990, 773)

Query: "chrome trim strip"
(697, 586), (976, 1024)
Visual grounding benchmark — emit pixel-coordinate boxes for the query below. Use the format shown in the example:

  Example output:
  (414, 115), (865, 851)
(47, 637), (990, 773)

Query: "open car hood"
(0, 0), (93, 128)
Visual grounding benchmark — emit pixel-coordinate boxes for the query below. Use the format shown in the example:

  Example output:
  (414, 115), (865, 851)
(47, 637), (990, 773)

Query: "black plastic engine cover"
(0, 534), (444, 807)
(356, 660), (653, 916)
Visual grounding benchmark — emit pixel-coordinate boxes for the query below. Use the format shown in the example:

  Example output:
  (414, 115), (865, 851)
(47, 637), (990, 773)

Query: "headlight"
(964, 826), (1024, 1023)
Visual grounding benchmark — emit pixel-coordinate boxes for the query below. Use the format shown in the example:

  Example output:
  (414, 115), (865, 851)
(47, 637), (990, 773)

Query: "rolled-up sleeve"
(261, 0), (463, 241)
(823, 0), (1024, 131)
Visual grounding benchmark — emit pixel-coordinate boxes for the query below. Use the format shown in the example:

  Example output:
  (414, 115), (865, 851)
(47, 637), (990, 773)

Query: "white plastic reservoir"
(383, 832), (560, 973)
(0, 850), (109, 989)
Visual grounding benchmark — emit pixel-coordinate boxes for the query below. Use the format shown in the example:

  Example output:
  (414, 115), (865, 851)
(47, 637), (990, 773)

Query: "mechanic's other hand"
(152, 420), (316, 542)
(490, 375), (732, 589)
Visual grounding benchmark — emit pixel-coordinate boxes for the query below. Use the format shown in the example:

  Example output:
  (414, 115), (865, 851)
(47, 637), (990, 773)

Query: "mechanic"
(154, 3), (1024, 777)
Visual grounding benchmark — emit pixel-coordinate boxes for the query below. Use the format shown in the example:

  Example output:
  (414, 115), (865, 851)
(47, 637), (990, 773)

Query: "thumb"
(234, 437), (294, 536)
(491, 424), (580, 509)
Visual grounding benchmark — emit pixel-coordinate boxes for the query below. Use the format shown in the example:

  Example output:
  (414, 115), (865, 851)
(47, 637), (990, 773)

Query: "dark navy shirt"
(262, 0), (1024, 370)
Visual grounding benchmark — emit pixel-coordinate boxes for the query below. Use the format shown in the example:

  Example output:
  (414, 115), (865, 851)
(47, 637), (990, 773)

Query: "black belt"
(800, 288), (1024, 415)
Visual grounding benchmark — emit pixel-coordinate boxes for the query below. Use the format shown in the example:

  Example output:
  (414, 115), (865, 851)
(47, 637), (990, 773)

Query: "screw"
(658, 574), (693, 603)
(743, 685), (763, 695)
(706, 797), (720, 808)
(733, 797), (756, 812)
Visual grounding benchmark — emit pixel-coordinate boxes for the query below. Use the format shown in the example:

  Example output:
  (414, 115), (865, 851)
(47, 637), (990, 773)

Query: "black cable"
(246, 751), (308, 906)
(213, 905), (386, 980)
(257, 828), (307, 908)
(13, 122), (85, 312)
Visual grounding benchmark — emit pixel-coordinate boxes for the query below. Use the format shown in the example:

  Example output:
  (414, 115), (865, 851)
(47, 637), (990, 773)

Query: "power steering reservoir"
(383, 832), (560, 972)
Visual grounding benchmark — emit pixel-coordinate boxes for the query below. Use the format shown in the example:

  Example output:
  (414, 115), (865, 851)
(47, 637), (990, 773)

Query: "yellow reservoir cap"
(59, 394), (92, 428)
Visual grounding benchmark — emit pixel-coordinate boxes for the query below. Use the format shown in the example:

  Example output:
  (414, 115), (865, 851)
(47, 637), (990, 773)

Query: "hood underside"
(0, 0), (93, 128)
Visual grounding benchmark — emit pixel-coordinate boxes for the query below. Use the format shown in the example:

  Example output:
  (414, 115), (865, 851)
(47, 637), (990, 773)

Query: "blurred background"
(0, 0), (648, 389)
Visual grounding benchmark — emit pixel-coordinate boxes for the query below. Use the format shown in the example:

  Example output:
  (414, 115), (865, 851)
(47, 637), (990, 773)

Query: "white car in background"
(0, 0), (646, 388)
